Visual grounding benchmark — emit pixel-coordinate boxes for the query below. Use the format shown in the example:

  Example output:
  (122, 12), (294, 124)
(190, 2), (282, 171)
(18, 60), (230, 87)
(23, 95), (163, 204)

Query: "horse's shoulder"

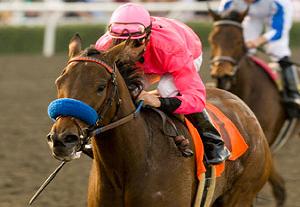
(206, 88), (260, 141)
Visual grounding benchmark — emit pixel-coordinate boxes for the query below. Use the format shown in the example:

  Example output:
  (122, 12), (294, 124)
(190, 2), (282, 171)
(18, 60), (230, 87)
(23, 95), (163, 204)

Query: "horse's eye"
(97, 85), (106, 93)
(97, 79), (107, 94)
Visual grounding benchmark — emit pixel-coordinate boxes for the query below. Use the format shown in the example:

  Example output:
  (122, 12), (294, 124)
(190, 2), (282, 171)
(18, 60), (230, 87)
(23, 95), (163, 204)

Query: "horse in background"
(208, 9), (299, 153)
(46, 35), (282, 206)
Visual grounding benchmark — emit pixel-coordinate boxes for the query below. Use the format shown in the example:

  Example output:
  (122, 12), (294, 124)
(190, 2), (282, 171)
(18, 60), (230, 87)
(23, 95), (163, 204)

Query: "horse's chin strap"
(210, 54), (248, 77)
(210, 56), (239, 76)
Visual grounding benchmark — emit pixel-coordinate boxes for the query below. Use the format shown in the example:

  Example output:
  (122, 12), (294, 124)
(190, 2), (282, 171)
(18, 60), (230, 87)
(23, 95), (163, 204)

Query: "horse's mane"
(82, 46), (144, 95)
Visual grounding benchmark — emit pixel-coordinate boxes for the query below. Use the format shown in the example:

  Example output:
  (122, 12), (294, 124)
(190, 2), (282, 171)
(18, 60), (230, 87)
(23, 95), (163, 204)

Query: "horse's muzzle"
(217, 76), (233, 91)
(47, 133), (81, 161)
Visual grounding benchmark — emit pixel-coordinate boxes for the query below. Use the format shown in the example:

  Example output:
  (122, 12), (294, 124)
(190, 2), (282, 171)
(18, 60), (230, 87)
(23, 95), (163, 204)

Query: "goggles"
(108, 22), (148, 39)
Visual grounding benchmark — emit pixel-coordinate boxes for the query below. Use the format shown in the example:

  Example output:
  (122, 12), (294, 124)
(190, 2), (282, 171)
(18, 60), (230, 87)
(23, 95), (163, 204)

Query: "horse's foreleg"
(87, 161), (124, 207)
(87, 163), (100, 207)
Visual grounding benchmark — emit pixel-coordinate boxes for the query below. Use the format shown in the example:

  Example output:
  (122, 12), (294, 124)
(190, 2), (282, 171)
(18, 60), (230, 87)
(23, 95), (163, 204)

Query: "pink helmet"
(108, 3), (151, 39)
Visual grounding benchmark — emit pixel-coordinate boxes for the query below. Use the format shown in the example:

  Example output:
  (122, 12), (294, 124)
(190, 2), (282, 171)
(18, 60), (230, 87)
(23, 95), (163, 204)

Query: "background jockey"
(95, 3), (230, 165)
(219, 0), (300, 108)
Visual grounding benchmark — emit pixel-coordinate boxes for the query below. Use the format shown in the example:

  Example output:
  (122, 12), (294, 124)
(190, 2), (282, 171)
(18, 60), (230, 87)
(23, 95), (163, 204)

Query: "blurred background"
(0, 0), (299, 206)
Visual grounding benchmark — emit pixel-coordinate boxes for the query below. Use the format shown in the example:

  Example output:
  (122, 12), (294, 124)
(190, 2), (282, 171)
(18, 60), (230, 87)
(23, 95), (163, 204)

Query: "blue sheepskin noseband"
(48, 98), (99, 126)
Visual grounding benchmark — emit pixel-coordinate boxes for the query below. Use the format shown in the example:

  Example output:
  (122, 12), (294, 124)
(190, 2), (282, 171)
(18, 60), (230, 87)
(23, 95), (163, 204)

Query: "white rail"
(0, 1), (219, 57)
(0, 1), (219, 12)
(1, 1), (299, 56)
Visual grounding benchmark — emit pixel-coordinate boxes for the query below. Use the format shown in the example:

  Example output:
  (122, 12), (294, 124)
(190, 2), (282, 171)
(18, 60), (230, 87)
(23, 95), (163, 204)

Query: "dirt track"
(0, 52), (299, 207)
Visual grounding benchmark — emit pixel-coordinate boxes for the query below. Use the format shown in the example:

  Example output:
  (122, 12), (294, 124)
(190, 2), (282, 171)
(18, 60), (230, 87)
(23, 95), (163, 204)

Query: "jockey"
(219, 0), (300, 107)
(95, 3), (230, 165)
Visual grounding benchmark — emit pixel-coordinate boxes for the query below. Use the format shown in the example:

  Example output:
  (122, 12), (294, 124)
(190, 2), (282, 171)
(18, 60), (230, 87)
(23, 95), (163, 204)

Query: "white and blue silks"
(48, 98), (99, 126)
(218, 0), (293, 60)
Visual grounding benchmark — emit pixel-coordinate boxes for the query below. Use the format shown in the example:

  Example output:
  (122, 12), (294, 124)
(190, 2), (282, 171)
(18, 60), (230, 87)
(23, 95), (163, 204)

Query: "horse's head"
(208, 8), (248, 90)
(47, 34), (143, 161)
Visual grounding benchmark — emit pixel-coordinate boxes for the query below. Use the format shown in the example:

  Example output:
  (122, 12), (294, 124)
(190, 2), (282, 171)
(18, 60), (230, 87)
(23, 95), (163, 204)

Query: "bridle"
(68, 56), (120, 119)
(30, 56), (144, 206)
(62, 56), (143, 152)
(210, 20), (246, 76)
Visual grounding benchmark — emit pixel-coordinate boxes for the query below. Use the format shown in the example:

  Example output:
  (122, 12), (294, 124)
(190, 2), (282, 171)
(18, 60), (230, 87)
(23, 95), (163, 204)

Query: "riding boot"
(279, 57), (300, 107)
(186, 109), (231, 165)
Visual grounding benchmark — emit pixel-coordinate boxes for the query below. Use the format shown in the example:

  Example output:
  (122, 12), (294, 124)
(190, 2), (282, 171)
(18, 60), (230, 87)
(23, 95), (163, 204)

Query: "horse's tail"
(268, 164), (286, 207)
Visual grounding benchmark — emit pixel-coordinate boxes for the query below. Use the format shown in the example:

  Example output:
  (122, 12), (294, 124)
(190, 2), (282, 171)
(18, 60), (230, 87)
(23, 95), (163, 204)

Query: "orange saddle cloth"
(185, 102), (249, 180)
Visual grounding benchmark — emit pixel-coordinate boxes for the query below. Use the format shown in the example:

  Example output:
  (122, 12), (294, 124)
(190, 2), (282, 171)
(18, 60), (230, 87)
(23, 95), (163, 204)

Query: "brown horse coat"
(208, 9), (300, 147)
(47, 35), (274, 207)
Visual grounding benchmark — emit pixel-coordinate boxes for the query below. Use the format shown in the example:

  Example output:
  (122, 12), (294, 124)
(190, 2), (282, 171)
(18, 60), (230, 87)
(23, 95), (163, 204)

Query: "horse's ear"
(238, 7), (249, 22)
(208, 9), (221, 21)
(103, 41), (128, 65)
(68, 33), (82, 59)
(104, 40), (142, 65)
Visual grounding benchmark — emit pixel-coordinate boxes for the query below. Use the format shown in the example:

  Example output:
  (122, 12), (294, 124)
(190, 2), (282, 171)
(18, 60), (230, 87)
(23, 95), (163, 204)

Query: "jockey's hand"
(246, 36), (267, 49)
(148, 89), (159, 96)
(137, 90), (161, 108)
(246, 40), (258, 49)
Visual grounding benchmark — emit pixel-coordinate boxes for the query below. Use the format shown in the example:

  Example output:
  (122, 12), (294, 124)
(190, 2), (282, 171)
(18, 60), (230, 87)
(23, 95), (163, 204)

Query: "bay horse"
(46, 34), (282, 206)
(208, 9), (299, 152)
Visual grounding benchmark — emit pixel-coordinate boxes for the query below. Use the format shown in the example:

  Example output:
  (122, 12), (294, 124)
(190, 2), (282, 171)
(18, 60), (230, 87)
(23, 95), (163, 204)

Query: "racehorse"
(46, 34), (283, 206)
(208, 9), (299, 152)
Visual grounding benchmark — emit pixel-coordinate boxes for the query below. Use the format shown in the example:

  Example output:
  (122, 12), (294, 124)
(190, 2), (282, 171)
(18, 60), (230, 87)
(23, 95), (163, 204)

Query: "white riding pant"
(157, 55), (203, 98)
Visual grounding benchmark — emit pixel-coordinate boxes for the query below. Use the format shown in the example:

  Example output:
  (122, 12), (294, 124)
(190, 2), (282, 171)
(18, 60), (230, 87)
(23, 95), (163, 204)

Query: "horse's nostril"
(47, 133), (53, 142)
(64, 135), (79, 143)
(53, 139), (65, 147)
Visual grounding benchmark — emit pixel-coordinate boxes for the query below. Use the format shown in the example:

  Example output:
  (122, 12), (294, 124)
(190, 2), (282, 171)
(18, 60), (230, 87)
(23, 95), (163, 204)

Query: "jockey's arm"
(160, 51), (206, 115)
(137, 52), (206, 115)
(262, 1), (286, 43)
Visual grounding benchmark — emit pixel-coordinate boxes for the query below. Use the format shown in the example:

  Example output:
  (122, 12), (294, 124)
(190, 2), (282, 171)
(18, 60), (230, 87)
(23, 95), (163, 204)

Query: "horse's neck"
(92, 74), (148, 180)
(232, 56), (271, 98)
(233, 56), (282, 102)
(232, 56), (286, 142)
(90, 112), (147, 206)
(88, 78), (196, 205)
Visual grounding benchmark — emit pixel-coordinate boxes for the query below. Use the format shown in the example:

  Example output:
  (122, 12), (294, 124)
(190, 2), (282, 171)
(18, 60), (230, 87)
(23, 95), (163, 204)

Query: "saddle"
(250, 55), (300, 118)
(249, 56), (283, 91)
(151, 103), (248, 178)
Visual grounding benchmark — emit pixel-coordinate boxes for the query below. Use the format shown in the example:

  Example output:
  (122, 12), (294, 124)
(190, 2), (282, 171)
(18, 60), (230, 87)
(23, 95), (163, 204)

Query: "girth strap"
(150, 108), (193, 157)
(151, 108), (179, 137)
